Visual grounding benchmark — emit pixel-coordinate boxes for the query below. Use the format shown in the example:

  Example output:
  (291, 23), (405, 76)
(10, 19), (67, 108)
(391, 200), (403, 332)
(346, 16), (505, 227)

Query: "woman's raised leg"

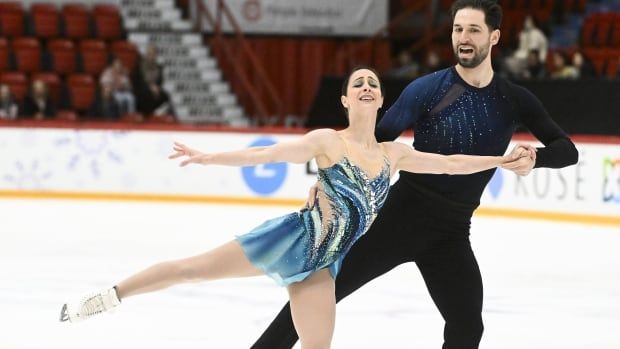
(61, 240), (263, 322)
(116, 240), (262, 299)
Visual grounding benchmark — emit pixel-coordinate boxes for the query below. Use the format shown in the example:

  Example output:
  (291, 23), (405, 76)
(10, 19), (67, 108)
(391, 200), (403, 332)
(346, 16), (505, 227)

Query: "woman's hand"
(502, 143), (537, 176)
(168, 142), (207, 166)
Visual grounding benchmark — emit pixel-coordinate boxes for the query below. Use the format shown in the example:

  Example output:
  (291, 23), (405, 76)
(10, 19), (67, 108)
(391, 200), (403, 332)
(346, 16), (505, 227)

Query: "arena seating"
(579, 12), (620, 77)
(31, 3), (61, 39)
(0, 2), (142, 120)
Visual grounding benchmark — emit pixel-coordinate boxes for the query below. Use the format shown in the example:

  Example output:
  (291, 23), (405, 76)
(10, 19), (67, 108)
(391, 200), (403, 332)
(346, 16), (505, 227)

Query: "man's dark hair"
(450, 0), (503, 31)
(341, 65), (385, 97)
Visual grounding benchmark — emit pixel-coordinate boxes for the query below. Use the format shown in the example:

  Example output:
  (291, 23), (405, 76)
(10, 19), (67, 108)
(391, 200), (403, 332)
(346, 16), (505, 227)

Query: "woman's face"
(341, 68), (384, 114)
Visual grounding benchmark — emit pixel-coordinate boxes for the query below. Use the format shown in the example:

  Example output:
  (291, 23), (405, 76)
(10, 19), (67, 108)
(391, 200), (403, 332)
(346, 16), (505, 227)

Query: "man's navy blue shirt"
(377, 67), (578, 207)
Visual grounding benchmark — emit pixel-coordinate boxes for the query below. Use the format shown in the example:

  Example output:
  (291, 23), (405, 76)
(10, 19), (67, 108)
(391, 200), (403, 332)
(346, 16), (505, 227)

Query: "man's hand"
(304, 183), (319, 209)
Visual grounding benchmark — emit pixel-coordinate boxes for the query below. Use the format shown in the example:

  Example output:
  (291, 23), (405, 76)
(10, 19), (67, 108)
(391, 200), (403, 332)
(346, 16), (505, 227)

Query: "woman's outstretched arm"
(170, 129), (337, 167)
(389, 142), (536, 175)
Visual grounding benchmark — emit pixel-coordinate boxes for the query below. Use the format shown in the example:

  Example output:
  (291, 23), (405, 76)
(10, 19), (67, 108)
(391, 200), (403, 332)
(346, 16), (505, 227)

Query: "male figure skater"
(251, 0), (579, 348)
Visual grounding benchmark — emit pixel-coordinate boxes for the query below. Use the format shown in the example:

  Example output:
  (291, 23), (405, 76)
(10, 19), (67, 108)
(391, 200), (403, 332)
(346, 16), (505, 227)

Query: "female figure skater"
(60, 67), (532, 349)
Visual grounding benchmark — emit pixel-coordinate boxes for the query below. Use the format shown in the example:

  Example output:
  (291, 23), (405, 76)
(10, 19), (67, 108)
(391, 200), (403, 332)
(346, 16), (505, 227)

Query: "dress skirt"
(235, 211), (342, 287)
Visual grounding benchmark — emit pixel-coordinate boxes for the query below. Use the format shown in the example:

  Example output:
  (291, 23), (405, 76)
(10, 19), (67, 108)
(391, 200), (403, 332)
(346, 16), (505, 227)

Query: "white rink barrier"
(0, 127), (618, 224)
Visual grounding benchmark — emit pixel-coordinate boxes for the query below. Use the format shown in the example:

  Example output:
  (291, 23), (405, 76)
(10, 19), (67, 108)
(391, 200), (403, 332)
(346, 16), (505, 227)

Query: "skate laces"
(79, 293), (107, 318)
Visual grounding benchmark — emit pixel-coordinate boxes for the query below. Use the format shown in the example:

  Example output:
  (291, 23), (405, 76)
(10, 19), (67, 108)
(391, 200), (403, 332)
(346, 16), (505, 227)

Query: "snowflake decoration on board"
(3, 160), (52, 190)
(54, 130), (127, 178)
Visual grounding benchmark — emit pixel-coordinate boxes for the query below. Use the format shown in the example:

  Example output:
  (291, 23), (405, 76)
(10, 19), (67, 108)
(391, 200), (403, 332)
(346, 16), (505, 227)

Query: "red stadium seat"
(48, 39), (77, 75)
(93, 4), (123, 40)
(574, 0), (588, 13)
(581, 15), (597, 47)
(121, 112), (144, 123)
(12, 37), (43, 73)
(582, 48), (608, 76)
(594, 13), (615, 47)
(510, 0), (527, 9)
(55, 110), (77, 121)
(111, 40), (139, 73)
(533, 2), (553, 25)
(0, 72), (28, 102)
(605, 49), (620, 77)
(67, 74), (96, 113)
(0, 38), (9, 72)
(79, 39), (109, 75)
(0, 2), (25, 38)
(610, 14), (620, 47)
(61, 3), (91, 39)
(531, 0), (555, 13)
(31, 72), (62, 104)
(501, 10), (527, 48)
(0, 2), (21, 11)
(30, 3), (61, 39)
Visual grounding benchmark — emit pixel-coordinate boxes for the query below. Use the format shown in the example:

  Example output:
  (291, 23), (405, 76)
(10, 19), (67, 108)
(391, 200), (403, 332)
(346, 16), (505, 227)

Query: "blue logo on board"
(241, 137), (287, 196)
(487, 169), (504, 199)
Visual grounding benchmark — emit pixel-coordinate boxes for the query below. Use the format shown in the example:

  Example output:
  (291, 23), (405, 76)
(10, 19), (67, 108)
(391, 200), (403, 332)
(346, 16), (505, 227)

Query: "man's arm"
(507, 85), (579, 171)
(375, 76), (432, 142)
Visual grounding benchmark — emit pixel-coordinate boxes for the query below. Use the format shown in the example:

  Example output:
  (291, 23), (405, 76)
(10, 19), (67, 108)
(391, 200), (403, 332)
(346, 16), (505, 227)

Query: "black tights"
(251, 182), (484, 349)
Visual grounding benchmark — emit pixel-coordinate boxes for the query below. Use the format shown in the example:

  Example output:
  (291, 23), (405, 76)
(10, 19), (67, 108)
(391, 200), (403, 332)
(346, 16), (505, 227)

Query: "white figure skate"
(60, 287), (121, 322)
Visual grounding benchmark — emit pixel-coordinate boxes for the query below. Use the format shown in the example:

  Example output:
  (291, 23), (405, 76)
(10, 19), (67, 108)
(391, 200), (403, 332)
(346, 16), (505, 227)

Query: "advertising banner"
(479, 141), (620, 217)
(199, 0), (388, 36)
(1, 128), (618, 222)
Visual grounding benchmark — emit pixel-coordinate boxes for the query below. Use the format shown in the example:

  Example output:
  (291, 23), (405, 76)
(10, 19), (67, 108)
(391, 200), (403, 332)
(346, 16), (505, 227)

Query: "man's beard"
(454, 43), (490, 68)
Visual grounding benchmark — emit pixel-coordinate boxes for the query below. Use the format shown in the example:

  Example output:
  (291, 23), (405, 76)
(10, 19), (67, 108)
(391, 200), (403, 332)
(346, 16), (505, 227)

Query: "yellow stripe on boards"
(1, 190), (618, 227)
(0, 190), (304, 207)
(474, 207), (620, 227)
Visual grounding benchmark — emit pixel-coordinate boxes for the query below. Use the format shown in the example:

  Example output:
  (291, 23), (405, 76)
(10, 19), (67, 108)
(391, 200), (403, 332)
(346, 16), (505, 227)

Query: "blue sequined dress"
(236, 155), (390, 286)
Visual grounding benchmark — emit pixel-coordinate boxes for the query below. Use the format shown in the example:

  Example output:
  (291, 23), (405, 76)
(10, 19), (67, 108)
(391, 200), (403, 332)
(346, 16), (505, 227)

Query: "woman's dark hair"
(341, 65), (385, 97)
(450, 0), (503, 31)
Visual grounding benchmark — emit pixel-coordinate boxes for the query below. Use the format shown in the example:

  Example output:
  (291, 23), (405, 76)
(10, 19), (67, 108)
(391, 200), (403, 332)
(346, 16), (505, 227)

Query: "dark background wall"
(306, 76), (620, 136)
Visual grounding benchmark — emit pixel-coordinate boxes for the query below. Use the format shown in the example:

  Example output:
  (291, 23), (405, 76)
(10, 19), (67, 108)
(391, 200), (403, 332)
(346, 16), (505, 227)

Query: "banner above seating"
(199, 0), (388, 36)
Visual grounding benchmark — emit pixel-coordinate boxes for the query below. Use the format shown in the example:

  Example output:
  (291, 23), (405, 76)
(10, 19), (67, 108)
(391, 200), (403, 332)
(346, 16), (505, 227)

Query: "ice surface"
(1, 199), (618, 348)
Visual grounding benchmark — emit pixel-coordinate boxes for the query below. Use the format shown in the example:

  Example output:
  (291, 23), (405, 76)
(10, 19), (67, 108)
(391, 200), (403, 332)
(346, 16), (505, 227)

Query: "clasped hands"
(503, 143), (537, 176)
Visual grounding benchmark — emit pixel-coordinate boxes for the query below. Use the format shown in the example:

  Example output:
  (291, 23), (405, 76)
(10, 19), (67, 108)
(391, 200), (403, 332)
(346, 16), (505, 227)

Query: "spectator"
(506, 16), (548, 78)
(386, 50), (419, 79)
(0, 83), (18, 120)
(100, 58), (136, 115)
(140, 83), (175, 119)
(88, 83), (122, 121)
(23, 79), (56, 120)
(520, 49), (547, 79)
(419, 48), (444, 75)
(550, 51), (577, 79)
(139, 44), (163, 86)
(571, 51), (596, 79)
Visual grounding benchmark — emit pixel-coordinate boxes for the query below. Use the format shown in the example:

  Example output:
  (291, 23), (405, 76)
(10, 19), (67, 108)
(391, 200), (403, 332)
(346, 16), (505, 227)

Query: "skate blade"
(59, 304), (70, 322)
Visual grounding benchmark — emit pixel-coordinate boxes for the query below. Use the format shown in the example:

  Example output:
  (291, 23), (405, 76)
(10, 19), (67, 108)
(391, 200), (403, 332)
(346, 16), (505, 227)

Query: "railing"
(193, 0), (283, 125)
(327, 0), (444, 74)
